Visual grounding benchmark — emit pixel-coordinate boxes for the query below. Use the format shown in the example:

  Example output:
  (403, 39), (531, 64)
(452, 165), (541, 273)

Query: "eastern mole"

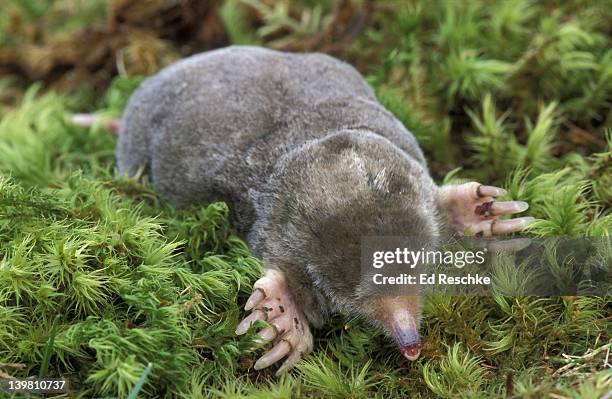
(112, 46), (532, 374)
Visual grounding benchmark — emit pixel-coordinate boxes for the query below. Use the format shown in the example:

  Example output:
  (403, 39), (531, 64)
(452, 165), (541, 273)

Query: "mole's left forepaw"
(236, 269), (314, 375)
(439, 182), (534, 236)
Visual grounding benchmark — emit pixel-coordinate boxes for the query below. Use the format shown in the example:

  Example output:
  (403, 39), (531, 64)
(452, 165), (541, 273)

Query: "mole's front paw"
(439, 182), (534, 236)
(236, 269), (313, 375)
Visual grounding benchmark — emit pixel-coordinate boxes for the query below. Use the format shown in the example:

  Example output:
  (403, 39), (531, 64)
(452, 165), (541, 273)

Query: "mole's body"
(116, 46), (532, 374)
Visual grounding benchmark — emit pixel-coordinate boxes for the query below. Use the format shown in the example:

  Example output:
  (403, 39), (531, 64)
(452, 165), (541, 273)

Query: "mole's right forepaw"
(236, 269), (314, 375)
(439, 182), (534, 236)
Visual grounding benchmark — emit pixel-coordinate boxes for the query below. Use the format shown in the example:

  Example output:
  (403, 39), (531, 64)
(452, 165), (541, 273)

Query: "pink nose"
(401, 342), (421, 361)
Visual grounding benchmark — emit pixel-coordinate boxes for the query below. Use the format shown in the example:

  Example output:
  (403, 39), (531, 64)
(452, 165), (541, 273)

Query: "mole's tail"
(70, 113), (120, 134)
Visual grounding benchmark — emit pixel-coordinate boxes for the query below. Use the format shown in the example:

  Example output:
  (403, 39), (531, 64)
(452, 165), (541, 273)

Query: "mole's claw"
(476, 184), (506, 198)
(467, 216), (535, 236)
(235, 309), (266, 335)
(490, 201), (529, 216)
(276, 351), (302, 376)
(254, 340), (291, 370)
(256, 326), (279, 343)
(245, 288), (265, 311)
(491, 217), (535, 235)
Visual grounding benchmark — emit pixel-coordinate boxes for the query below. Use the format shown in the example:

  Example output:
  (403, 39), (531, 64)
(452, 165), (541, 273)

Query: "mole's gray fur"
(117, 46), (441, 327)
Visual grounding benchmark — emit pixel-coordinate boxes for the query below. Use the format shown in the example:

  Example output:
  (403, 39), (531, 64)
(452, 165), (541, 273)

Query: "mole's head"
(262, 130), (439, 361)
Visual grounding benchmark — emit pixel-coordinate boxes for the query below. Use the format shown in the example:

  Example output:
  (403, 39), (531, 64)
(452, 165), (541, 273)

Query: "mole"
(93, 46), (533, 375)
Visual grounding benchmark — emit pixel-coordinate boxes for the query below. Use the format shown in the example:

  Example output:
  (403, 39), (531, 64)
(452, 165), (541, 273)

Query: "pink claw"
(245, 288), (265, 311)
(254, 340), (291, 370)
(477, 185), (506, 198)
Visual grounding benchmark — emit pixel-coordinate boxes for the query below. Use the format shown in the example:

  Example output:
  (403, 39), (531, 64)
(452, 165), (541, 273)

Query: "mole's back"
(116, 46), (424, 229)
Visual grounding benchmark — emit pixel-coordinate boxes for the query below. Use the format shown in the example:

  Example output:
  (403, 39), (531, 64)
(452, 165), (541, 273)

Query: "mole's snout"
(389, 308), (421, 361)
